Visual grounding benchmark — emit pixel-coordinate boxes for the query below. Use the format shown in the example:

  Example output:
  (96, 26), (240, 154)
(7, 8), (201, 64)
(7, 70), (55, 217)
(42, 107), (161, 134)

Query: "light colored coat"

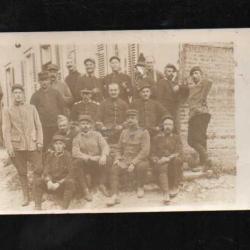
(2, 103), (43, 151)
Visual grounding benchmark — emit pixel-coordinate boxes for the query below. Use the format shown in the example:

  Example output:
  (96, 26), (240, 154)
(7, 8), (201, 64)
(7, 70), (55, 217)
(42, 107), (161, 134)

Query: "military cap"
(78, 114), (93, 123)
(165, 63), (177, 72)
(109, 56), (120, 62)
(138, 80), (152, 92)
(47, 63), (59, 71)
(11, 84), (24, 92)
(80, 88), (92, 94)
(190, 66), (202, 76)
(84, 58), (95, 65)
(38, 71), (50, 81)
(52, 134), (67, 144)
(126, 109), (138, 117)
(161, 114), (174, 123)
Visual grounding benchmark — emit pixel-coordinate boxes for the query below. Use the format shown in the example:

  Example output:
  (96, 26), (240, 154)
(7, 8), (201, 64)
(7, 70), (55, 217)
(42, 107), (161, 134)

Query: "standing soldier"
(47, 63), (73, 107)
(30, 71), (66, 150)
(2, 84), (43, 206)
(157, 64), (188, 134)
(76, 58), (104, 103)
(65, 59), (81, 103)
(107, 110), (150, 206)
(151, 115), (183, 204)
(70, 89), (99, 122)
(131, 82), (168, 137)
(72, 115), (110, 199)
(186, 66), (213, 172)
(145, 55), (164, 83)
(103, 56), (133, 103)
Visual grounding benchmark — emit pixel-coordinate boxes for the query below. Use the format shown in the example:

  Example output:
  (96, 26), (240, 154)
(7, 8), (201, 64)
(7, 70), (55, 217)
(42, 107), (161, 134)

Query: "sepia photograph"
(0, 30), (243, 214)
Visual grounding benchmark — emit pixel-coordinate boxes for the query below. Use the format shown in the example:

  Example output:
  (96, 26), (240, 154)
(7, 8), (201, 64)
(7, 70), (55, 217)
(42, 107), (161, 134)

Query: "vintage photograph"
(0, 32), (237, 213)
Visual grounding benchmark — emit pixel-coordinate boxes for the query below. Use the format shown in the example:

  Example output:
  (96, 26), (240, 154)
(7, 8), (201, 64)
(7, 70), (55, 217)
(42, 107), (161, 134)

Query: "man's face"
(108, 83), (120, 99)
(13, 89), (24, 103)
(66, 60), (75, 72)
(164, 67), (175, 79)
(81, 92), (92, 102)
(53, 141), (65, 153)
(163, 119), (174, 134)
(110, 59), (120, 72)
(48, 69), (57, 82)
(80, 120), (91, 133)
(127, 115), (138, 128)
(58, 120), (69, 133)
(140, 88), (151, 100)
(85, 61), (95, 74)
(145, 57), (154, 70)
(39, 79), (50, 89)
(191, 71), (202, 83)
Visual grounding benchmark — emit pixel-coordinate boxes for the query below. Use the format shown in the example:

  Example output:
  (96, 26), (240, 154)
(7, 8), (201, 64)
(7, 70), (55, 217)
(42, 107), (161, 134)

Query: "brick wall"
(178, 43), (236, 169)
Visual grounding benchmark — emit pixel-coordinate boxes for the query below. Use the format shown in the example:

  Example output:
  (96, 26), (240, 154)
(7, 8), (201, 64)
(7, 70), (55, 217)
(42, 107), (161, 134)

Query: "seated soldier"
(33, 135), (76, 210)
(107, 109), (150, 207)
(151, 115), (183, 205)
(72, 115), (110, 200)
(70, 89), (99, 122)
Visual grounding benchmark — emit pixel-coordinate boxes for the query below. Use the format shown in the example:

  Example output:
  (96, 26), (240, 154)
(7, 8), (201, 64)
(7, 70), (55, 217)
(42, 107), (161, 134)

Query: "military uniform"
(72, 121), (110, 192)
(103, 72), (133, 103)
(151, 132), (183, 195)
(76, 74), (104, 103)
(70, 100), (100, 122)
(98, 97), (128, 144)
(131, 98), (167, 136)
(33, 135), (75, 210)
(109, 126), (150, 196)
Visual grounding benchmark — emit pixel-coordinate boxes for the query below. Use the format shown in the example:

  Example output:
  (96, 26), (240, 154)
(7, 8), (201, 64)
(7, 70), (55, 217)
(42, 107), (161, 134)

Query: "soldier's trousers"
(108, 160), (149, 195)
(73, 159), (107, 193)
(155, 158), (183, 193)
(188, 113), (211, 165)
(11, 150), (43, 199)
(33, 178), (75, 209)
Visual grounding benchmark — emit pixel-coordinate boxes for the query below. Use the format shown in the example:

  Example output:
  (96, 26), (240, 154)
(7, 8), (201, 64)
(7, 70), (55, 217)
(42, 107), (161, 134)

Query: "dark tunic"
(44, 150), (73, 182)
(70, 100), (99, 122)
(65, 70), (81, 102)
(103, 72), (133, 103)
(30, 88), (65, 127)
(130, 98), (167, 130)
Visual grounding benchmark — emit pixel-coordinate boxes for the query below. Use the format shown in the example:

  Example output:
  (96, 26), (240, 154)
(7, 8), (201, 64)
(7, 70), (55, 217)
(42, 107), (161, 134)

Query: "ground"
(0, 149), (235, 213)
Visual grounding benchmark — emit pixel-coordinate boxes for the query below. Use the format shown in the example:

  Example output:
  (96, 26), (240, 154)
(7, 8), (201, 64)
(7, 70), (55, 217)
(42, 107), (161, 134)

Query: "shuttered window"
(128, 44), (139, 83)
(97, 44), (106, 78)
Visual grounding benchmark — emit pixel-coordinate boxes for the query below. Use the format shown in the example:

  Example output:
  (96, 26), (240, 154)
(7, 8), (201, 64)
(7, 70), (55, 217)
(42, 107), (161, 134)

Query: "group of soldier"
(2, 53), (213, 210)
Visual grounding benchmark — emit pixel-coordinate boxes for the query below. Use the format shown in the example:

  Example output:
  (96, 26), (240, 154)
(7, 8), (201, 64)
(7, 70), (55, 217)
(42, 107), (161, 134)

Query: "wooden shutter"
(97, 44), (105, 78)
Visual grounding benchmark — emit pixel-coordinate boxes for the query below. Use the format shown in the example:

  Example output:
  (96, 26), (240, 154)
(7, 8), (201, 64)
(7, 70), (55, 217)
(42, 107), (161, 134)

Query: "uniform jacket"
(72, 130), (110, 159)
(186, 79), (213, 119)
(30, 88), (65, 127)
(151, 132), (182, 160)
(77, 74), (104, 103)
(102, 72), (132, 103)
(51, 80), (73, 106)
(156, 77), (188, 115)
(43, 150), (73, 182)
(2, 103), (43, 151)
(116, 127), (150, 165)
(70, 100), (100, 122)
(98, 98), (128, 128)
(130, 98), (167, 129)
(65, 70), (81, 102)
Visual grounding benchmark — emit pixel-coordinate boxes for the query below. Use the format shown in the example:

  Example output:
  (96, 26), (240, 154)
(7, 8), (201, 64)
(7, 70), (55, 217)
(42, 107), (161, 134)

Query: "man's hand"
(115, 125), (123, 130)
(47, 180), (54, 190)
(173, 85), (180, 92)
(151, 157), (159, 164)
(113, 159), (120, 167)
(99, 155), (107, 166)
(92, 88), (99, 93)
(128, 163), (135, 172)
(7, 148), (15, 158)
(90, 155), (100, 162)
(52, 182), (60, 190)
(36, 143), (43, 152)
